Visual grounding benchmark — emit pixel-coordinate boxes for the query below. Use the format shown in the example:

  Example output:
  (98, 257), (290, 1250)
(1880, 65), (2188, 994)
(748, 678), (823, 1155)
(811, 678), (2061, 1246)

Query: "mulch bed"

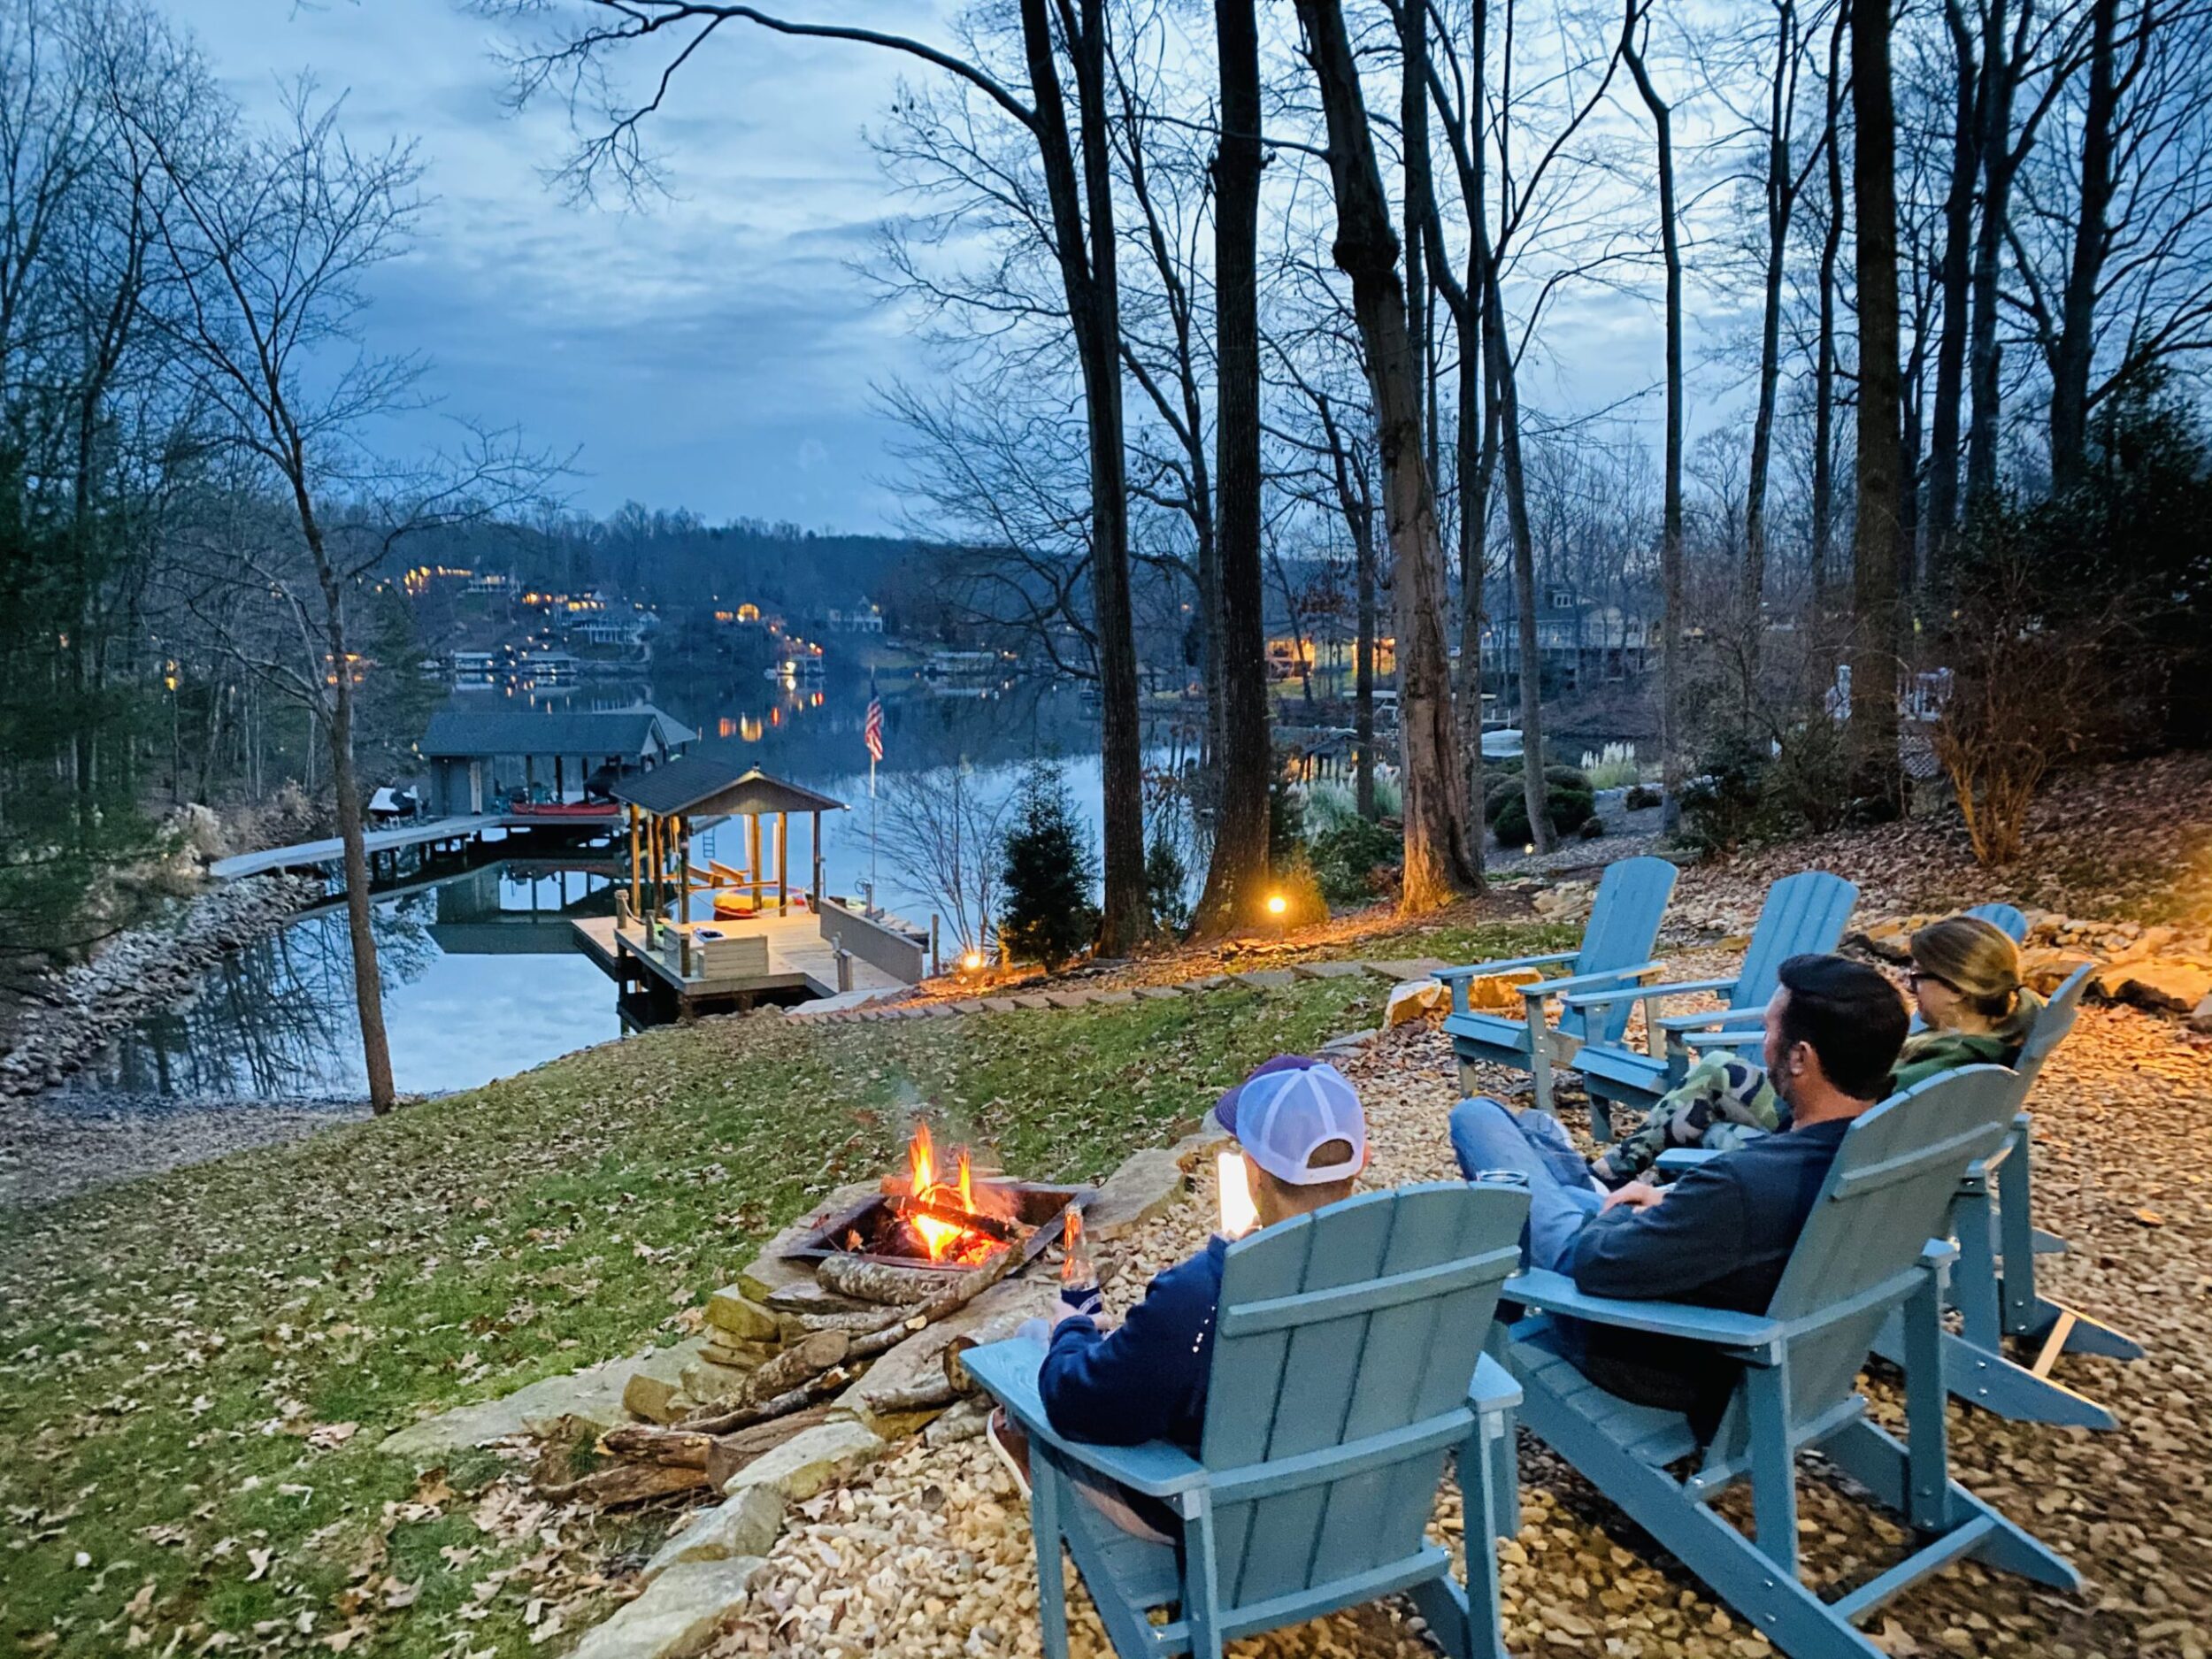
(702, 963), (2212, 1659)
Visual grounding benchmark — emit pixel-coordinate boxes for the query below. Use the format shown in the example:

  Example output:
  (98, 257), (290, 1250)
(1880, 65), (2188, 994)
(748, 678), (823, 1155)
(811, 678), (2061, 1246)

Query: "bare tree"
(1619, 0), (1686, 818)
(1293, 0), (1478, 910)
(878, 764), (1011, 956)
(487, 0), (1152, 952)
(133, 86), (552, 1113)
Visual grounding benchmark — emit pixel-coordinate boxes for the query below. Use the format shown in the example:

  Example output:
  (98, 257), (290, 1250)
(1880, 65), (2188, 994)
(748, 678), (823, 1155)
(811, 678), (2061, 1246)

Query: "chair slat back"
(1700, 1069), (2023, 1469)
(1559, 856), (1679, 1045)
(1198, 1181), (1528, 1615)
(1965, 902), (2030, 942)
(1729, 872), (1860, 1014)
(2012, 964), (2093, 1094)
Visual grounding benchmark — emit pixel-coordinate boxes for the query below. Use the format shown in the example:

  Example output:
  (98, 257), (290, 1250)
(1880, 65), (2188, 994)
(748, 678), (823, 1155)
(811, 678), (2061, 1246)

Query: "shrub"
(1492, 766), (1597, 848)
(1577, 815), (1606, 840)
(1675, 733), (1772, 856)
(1309, 816), (1402, 908)
(999, 761), (1101, 968)
(1266, 775), (1304, 872)
(1624, 783), (1662, 811)
(1144, 828), (1190, 938)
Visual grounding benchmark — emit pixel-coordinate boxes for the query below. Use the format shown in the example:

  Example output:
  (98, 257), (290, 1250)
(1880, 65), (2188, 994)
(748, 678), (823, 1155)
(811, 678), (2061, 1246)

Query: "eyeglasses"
(1906, 968), (1960, 994)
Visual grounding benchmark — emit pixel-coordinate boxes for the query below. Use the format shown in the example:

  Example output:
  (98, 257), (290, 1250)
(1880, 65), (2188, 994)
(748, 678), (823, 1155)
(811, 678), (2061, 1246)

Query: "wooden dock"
(570, 912), (906, 1012)
(211, 810), (626, 879)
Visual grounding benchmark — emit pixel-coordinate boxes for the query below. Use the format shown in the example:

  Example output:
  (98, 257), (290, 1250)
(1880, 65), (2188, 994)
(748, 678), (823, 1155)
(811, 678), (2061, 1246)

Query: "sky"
(169, 1), (1700, 541)
(173, 0), (956, 533)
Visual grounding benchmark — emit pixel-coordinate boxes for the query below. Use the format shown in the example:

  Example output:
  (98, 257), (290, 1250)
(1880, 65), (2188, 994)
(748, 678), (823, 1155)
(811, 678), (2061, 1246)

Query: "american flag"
(863, 695), (885, 764)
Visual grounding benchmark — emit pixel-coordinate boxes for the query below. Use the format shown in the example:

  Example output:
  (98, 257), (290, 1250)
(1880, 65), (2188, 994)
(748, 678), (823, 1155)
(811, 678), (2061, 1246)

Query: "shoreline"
(0, 872), (326, 1103)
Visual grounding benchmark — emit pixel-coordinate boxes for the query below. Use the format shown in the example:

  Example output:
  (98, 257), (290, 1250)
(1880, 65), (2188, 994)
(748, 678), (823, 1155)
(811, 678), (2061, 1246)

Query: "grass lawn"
(0, 933), (1562, 1659)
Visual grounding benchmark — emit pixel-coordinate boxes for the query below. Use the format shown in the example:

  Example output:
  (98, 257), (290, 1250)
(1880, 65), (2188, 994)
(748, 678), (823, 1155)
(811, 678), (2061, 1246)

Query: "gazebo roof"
(613, 758), (848, 819)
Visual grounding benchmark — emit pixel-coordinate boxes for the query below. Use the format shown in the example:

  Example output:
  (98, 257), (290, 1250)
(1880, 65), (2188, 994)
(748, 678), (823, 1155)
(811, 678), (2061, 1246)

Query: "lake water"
(49, 676), (1158, 1108)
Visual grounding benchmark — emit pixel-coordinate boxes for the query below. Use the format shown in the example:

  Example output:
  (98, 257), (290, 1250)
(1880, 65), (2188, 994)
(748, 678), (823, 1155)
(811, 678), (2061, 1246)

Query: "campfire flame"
(903, 1125), (1001, 1264)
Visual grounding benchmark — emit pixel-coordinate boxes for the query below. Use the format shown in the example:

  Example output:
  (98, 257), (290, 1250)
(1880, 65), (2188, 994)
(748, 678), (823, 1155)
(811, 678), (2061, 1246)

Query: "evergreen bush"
(998, 761), (1101, 969)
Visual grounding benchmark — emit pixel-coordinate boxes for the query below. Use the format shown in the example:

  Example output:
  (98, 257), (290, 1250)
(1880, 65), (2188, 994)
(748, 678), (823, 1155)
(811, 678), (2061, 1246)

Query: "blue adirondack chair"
(1492, 1067), (2078, 1659)
(1563, 871), (1859, 1141)
(1871, 963), (2142, 1428)
(963, 1179), (1531, 1659)
(1436, 855), (1678, 1119)
(1966, 900), (2028, 941)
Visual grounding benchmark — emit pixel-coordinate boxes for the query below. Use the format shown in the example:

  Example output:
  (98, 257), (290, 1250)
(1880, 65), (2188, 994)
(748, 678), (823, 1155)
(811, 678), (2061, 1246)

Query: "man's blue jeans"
(1448, 1096), (1604, 1272)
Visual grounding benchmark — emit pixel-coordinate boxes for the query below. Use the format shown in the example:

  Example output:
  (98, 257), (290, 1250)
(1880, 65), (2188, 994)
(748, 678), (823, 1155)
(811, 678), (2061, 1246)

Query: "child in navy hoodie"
(989, 1056), (1369, 1534)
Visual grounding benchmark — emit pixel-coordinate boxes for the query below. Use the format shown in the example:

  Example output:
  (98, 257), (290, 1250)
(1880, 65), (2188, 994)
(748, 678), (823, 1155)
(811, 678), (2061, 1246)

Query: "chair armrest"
(1505, 1268), (1783, 1351)
(1655, 1007), (1762, 1038)
(1682, 1028), (1765, 1054)
(1470, 1350), (1522, 1414)
(1520, 961), (1665, 1004)
(1434, 952), (1577, 984)
(1653, 1148), (1723, 1176)
(958, 1338), (1210, 1499)
(1560, 972), (1732, 1017)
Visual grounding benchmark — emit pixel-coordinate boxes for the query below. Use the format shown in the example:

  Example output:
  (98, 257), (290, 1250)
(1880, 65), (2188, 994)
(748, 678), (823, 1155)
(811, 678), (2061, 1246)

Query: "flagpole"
(869, 753), (879, 916)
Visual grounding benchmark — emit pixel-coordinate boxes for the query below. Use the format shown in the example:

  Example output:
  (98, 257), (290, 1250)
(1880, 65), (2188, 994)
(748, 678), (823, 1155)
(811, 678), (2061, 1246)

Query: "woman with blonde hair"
(1587, 913), (2042, 1187)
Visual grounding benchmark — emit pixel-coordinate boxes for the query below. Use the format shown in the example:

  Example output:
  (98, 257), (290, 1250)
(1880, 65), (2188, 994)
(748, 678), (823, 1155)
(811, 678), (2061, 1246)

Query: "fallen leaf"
(384, 1578), (420, 1609)
(246, 1547), (273, 1582)
(308, 1422), (359, 1450)
(2135, 1208), (2166, 1226)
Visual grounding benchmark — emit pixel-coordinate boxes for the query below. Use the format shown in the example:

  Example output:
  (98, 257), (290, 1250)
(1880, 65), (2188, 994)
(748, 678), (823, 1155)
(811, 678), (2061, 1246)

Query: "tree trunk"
(1622, 4), (1685, 826)
(1453, 290), (1490, 878)
(1811, 3), (1847, 602)
(1192, 0), (1271, 937)
(1964, 0), (2022, 523)
(1926, 0), (1979, 567)
(1742, 0), (1796, 685)
(1295, 0), (1477, 907)
(311, 559), (396, 1115)
(2050, 0), (2119, 492)
(1020, 0), (1147, 952)
(1850, 0), (1906, 813)
(1481, 250), (1549, 852)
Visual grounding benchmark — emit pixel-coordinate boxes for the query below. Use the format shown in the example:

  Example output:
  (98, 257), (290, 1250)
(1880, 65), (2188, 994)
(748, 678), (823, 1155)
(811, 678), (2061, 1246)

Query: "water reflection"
(57, 675), (1178, 1109)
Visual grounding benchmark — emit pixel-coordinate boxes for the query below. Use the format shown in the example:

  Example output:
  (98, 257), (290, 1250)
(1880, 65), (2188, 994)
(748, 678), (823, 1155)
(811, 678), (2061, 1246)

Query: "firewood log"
(849, 1245), (1022, 1359)
(536, 1459), (708, 1507)
(864, 1377), (960, 1415)
(816, 1255), (963, 1305)
(679, 1363), (864, 1434)
(942, 1310), (1044, 1392)
(599, 1425), (717, 1468)
(739, 1330), (849, 1404)
(775, 1307), (900, 1343)
(894, 1196), (1020, 1242)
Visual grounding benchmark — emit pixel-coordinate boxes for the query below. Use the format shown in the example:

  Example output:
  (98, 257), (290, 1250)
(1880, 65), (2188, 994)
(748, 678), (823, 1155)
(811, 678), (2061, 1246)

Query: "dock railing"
(818, 897), (926, 986)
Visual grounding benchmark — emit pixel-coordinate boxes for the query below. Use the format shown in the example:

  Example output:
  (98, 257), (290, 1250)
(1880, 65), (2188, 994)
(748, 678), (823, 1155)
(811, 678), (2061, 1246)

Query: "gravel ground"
(703, 963), (2212, 1659)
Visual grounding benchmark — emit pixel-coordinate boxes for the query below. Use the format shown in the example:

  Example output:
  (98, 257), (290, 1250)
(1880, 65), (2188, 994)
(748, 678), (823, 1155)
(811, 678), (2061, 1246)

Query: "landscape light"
(1266, 894), (1287, 917)
(962, 950), (984, 972)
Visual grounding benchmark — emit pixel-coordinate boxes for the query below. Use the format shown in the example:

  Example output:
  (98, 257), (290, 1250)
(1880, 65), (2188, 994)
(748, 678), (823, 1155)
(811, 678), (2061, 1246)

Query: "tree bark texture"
(1850, 0), (1907, 812)
(1965, 0), (2027, 522)
(1295, 0), (1478, 907)
(1811, 4), (1847, 601)
(1192, 0), (1272, 936)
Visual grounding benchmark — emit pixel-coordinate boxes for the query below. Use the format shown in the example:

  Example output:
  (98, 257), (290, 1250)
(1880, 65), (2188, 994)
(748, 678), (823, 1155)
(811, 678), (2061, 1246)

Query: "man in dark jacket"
(1449, 954), (1909, 1434)
(987, 1055), (1367, 1533)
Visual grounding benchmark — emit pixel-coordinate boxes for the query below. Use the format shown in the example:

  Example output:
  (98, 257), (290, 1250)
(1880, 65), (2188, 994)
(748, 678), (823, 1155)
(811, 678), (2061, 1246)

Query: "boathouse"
(418, 705), (695, 816)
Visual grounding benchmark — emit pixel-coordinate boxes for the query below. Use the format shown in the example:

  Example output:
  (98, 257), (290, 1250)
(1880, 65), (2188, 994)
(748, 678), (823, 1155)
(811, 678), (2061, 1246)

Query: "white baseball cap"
(1215, 1056), (1367, 1186)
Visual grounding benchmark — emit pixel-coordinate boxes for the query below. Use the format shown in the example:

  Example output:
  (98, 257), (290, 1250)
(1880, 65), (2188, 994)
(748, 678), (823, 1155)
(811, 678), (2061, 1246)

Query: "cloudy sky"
(171, 2), (1695, 538)
(173, 0), (955, 532)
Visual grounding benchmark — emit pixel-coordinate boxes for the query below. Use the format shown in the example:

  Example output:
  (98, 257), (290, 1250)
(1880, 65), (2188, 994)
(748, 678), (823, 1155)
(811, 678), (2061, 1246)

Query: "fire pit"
(782, 1124), (1094, 1274)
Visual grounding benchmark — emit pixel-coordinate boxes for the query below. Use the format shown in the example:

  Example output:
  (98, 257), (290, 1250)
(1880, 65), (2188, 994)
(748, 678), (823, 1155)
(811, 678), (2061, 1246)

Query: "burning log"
(849, 1246), (1019, 1361)
(895, 1195), (1021, 1243)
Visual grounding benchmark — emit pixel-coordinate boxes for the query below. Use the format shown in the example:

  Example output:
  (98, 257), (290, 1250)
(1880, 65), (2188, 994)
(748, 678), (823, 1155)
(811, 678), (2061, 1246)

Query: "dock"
(210, 810), (625, 880)
(570, 911), (908, 1014)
